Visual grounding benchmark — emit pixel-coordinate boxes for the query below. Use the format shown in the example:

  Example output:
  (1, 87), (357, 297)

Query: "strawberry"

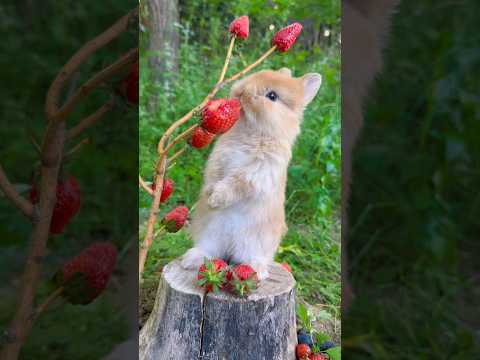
(272, 22), (303, 53)
(226, 264), (259, 297)
(197, 258), (228, 293)
(281, 262), (292, 273)
(309, 353), (327, 360)
(229, 15), (249, 39)
(201, 98), (241, 134)
(124, 61), (139, 105)
(29, 176), (81, 235)
(151, 178), (174, 203)
(161, 206), (189, 232)
(54, 242), (117, 305)
(296, 344), (312, 359)
(190, 127), (215, 149)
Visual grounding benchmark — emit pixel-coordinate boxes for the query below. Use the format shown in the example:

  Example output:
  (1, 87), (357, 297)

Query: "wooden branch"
(168, 147), (186, 165)
(139, 175), (154, 196)
(67, 97), (115, 139)
(52, 47), (138, 123)
(30, 287), (64, 323)
(217, 35), (236, 84)
(139, 156), (167, 279)
(45, 7), (138, 123)
(164, 124), (198, 153)
(64, 138), (90, 159)
(0, 165), (33, 218)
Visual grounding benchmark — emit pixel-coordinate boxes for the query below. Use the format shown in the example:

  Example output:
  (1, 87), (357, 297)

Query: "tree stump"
(140, 259), (297, 360)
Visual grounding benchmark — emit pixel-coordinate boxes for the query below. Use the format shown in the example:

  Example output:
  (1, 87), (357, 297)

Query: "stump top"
(164, 260), (296, 301)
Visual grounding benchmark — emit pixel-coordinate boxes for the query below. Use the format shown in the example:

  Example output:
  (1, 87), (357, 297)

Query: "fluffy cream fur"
(181, 68), (322, 279)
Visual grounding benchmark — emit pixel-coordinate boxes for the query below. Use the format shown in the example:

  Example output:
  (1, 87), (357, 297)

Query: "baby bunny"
(181, 68), (322, 280)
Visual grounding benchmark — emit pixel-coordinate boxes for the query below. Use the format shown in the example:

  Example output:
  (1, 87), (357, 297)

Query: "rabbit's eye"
(265, 90), (278, 102)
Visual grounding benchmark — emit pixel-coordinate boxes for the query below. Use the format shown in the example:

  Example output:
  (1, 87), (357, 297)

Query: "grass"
(343, 0), (480, 358)
(139, 16), (341, 336)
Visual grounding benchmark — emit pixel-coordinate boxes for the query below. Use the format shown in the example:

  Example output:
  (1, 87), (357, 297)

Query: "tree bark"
(147, 0), (179, 109)
(140, 260), (297, 360)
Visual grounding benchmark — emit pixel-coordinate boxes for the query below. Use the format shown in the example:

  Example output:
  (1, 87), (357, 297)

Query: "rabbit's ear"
(302, 73), (322, 106)
(278, 67), (292, 77)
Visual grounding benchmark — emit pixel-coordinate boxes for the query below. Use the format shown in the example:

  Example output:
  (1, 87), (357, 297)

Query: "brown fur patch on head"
(230, 69), (305, 115)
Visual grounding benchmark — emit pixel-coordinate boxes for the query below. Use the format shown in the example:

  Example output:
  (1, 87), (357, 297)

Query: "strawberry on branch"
(138, 16), (304, 279)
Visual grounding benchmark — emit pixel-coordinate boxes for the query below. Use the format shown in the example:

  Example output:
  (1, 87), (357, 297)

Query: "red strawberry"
(197, 258), (228, 293)
(226, 264), (259, 297)
(201, 98), (241, 134)
(309, 353), (327, 360)
(124, 61), (139, 105)
(296, 344), (312, 359)
(272, 23), (303, 52)
(281, 262), (292, 273)
(29, 176), (81, 235)
(55, 242), (117, 305)
(151, 178), (174, 203)
(229, 16), (249, 39)
(190, 127), (215, 149)
(161, 206), (189, 232)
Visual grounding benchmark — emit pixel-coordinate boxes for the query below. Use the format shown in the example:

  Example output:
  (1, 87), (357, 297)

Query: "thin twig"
(30, 287), (64, 322)
(0, 165), (33, 218)
(67, 96), (115, 139)
(164, 124), (198, 153)
(139, 175), (154, 196)
(64, 138), (90, 159)
(217, 35), (236, 83)
(168, 147), (186, 165)
(51, 48), (138, 124)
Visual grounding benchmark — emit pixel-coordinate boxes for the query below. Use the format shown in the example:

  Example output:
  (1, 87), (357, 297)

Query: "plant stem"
(30, 287), (64, 323)
(139, 175), (154, 196)
(217, 35), (236, 83)
(67, 96), (115, 139)
(0, 165), (33, 218)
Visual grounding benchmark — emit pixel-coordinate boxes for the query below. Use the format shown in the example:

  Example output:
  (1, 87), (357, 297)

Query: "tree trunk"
(146, 0), (179, 109)
(140, 260), (297, 360)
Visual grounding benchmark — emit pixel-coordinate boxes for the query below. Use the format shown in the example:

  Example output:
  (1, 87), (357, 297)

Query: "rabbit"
(180, 68), (322, 280)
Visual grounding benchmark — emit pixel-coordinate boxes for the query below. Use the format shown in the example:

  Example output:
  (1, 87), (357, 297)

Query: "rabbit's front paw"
(207, 184), (231, 209)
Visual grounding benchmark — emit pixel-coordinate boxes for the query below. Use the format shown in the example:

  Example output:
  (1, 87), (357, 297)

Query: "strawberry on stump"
(161, 205), (189, 233)
(226, 264), (259, 297)
(197, 258), (228, 293)
(54, 242), (117, 305)
(295, 344), (311, 360)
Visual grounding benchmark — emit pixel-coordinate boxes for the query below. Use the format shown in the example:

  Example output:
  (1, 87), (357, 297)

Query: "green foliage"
(344, 0), (480, 358)
(140, 0), (341, 323)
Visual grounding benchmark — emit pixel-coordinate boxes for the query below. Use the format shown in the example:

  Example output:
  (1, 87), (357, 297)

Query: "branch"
(45, 7), (138, 121)
(0, 165), (33, 218)
(52, 48), (138, 123)
(139, 175), (154, 196)
(67, 96), (115, 139)
(217, 35), (236, 84)
(64, 138), (90, 159)
(30, 287), (64, 323)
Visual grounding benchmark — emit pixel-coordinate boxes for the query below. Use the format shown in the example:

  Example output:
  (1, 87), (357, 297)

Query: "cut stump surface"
(140, 259), (297, 360)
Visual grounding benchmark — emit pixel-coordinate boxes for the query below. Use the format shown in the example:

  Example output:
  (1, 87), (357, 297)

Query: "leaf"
(326, 346), (341, 360)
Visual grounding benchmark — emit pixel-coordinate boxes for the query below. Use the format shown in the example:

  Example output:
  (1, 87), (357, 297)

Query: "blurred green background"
(344, 0), (480, 358)
(139, 0), (341, 342)
(0, 1), (137, 358)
